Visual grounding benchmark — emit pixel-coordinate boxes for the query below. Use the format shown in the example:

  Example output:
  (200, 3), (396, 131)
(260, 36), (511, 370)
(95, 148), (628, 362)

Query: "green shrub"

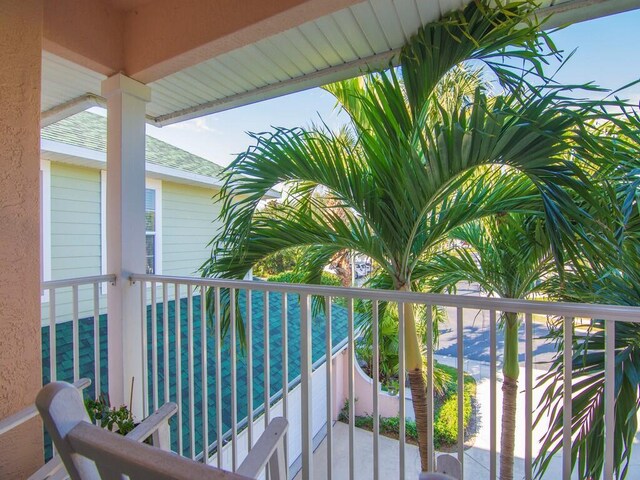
(266, 271), (300, 283)
(433, 376), (474, 445)
(266, 270), (341, 286)
(254, 245), (305, 278)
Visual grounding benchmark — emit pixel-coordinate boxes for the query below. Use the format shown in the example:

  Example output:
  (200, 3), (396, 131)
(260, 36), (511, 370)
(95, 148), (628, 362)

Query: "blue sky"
(142, 9), (640, 168)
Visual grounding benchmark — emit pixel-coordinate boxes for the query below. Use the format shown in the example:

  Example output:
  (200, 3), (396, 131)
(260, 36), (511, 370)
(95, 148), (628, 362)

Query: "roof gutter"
(535, 0), (640, 29)
(41, 94), (105, 128)
(41, 93), (161, 127)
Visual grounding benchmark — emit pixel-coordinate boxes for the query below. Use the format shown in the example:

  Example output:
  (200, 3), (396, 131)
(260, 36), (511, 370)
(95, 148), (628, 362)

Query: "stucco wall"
(352, 358), (415, 420)
(0, 1), (45, 477)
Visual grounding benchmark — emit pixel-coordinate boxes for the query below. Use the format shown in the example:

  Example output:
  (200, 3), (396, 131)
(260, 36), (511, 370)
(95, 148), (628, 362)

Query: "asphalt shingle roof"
(41, 112), (224, 179)
(42, 290), (348, 459)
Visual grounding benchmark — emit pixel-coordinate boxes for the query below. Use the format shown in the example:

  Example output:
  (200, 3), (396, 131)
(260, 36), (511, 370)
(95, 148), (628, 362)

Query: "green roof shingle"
(41, 111), (224, 179)
(41, 288), (349, 459)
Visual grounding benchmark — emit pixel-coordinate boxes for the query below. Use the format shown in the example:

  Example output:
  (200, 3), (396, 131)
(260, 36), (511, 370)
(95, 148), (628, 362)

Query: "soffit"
(41, 0), (640, 128)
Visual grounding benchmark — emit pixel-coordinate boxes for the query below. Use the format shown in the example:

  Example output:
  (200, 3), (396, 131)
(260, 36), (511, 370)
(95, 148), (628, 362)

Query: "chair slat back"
(35, 382), (101, 479)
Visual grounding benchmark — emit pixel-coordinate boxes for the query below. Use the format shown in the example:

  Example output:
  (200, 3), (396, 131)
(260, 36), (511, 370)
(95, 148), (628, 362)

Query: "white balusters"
(231, 288), (238, 470)
(201, 285), (209, 463)
(72, 284), (79, 382)
(187, 284), (195, 459)
(174, 282), (183, 456)
(398, 301), (405, 480)
(604, 319), (616, 480)
(324, 295), (333, 479)
(93, 283), (100, 398)
(264, 291), (270, 426)
(246, 289), (254, 450)
(456, 307), (464, 471)
(525, 312), (533, 480)
(300, 293), (313, 480)
(215, 287), (222, 468)
(563, 316), (573, 478)
(348, 297), (355, 480)
(489, 309), (497, 480)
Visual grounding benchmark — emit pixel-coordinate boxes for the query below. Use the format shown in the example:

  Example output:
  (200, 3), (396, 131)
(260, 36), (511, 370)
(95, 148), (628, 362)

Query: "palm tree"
(202, 1), (616, 471)
(422, 214), (556, 479)
(535, 116), (640, 479)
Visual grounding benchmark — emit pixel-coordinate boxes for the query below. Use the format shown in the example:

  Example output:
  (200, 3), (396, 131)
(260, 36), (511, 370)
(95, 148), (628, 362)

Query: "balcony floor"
(297, 356), (640, 479)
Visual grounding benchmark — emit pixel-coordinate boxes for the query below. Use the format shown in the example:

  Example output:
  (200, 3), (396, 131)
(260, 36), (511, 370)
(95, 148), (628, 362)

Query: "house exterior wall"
(0, 1), (45, 476)
(40, 162), (221, 324)
(51, 163), (102, 279)
(162, 182), (221, 277)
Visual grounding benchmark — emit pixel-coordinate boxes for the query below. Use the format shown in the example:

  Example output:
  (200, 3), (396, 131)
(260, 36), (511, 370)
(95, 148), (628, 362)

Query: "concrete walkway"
(297, 355), (640, 479)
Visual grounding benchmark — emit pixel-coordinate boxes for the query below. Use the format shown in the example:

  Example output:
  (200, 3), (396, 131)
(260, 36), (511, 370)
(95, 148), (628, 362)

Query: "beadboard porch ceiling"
(41, 0), (640, 128)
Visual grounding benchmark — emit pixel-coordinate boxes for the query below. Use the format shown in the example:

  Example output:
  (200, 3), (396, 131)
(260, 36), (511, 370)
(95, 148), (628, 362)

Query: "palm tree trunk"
(408, 366), (431, 471)
(400, 286), (432, 472)
(500, 313), (520, 480)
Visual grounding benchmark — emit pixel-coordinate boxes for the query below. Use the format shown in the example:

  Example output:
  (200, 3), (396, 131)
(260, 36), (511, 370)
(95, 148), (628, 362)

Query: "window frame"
(100, 174), (162, 278)
(41, 160), (51, 302)
(145, 179), (163, 275)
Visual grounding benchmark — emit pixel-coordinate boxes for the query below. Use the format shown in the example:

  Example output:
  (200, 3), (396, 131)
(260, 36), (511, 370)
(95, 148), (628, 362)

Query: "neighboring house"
(38, 111), (348, 464)
(39, 111), (248, 322)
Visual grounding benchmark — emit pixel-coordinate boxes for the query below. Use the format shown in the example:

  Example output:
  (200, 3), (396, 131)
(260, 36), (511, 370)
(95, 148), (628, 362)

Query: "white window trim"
(146, 178), (163, 275)
(101, 175), (163, 282)
(41, 160), (51, 302)
(100, 170), (107, 293)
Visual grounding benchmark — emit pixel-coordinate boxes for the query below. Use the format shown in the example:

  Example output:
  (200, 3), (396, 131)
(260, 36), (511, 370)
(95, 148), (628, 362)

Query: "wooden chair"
(36, 381), (288, 480)
(0, 378), (93, 480)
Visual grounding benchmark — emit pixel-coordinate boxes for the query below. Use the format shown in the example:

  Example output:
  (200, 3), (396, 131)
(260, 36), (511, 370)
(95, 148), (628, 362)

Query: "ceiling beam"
(123, 0), (364, 83)
(43, 0), (124, 76)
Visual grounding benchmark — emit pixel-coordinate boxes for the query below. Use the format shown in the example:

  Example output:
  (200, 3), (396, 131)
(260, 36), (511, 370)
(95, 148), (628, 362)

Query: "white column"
(102, 74), (151, 418)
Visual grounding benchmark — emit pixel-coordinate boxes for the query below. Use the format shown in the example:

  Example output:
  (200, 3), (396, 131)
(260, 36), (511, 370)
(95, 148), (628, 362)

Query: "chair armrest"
(237, 417), (288, 479)
(126, 402), (178, 449)
(0, 378), (91, 436)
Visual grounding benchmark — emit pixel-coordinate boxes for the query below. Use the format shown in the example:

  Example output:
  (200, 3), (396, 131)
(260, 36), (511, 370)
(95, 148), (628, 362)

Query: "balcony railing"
(36, 273), (640, 479)
(41, 274), (115, 398)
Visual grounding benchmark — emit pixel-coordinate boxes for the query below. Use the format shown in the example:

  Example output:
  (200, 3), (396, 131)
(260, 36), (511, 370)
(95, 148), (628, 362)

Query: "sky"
(114, 8), (640, 168)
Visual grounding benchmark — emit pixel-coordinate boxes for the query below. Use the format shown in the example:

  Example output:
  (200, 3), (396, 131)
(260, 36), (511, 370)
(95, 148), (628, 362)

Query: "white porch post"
(102, 74), (151, 419)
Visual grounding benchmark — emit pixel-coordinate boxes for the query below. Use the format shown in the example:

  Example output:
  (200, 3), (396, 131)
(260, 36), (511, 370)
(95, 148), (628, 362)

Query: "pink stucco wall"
(331, 347), (415, 422)
(0, 1), (45, 476)
(352, 361), (415, 420)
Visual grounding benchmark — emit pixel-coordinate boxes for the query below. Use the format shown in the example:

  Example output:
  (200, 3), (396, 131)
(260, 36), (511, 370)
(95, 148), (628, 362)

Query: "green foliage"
(84, 394), (135, 436)
(534, 131), (640, 480)
(199, 0), (640, 475)
(434, 376), (475, 445)
(267, 269), (341, 286)
(254, 247), (304, 278)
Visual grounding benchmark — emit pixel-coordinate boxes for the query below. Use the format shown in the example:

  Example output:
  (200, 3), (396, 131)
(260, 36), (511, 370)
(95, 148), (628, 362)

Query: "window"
(146, 188), (156, 274)
(145, 179), (162, 275)
(41, 160), (51, 301)
(101, 175), (162, 277)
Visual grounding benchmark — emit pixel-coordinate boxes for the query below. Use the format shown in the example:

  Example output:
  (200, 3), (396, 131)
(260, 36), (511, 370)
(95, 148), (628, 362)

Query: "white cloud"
(167, 117), (221, 134)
